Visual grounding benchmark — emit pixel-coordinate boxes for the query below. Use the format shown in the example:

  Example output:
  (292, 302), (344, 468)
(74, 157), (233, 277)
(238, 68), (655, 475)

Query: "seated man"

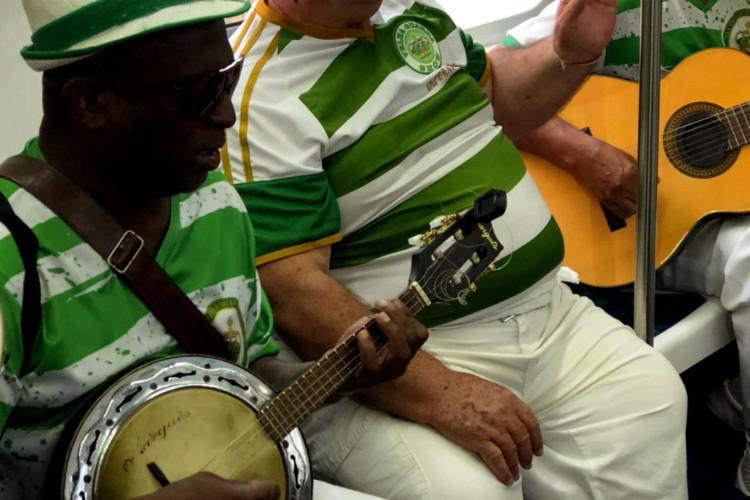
(0, 1), (428, 499)
(503, 0), (750, 494)
(221, 0), (689, 498)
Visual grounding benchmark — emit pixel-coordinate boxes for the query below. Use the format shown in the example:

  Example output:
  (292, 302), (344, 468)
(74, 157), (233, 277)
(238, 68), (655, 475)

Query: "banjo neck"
(258, 286), (427, 442)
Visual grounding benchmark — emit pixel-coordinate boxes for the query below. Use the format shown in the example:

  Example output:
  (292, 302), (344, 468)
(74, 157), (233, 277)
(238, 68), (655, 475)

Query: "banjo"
(62, 190), (507, 499)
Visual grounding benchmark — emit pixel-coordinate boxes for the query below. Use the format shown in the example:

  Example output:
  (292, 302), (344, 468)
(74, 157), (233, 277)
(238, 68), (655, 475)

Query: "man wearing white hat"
(0, 1), (428, 499)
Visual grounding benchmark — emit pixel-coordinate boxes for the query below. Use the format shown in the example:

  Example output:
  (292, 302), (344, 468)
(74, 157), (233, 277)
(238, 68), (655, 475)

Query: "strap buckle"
(107, 230), (144, 273)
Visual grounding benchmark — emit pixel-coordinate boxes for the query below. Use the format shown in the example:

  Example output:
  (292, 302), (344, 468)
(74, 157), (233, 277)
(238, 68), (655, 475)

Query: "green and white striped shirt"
(224, 0), (564, 327)
(504, 0), (750, 80)
(0, 139), (278, 499)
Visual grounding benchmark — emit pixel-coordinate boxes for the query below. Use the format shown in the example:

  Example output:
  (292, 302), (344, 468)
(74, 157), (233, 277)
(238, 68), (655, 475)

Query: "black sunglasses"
(97, 56), (244, 117)
(174, 56), (245, 116)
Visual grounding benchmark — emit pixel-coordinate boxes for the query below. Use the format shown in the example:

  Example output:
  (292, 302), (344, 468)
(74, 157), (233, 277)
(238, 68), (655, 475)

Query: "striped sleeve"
(235, 173), (343, 265)
(459, 29), (488, 81)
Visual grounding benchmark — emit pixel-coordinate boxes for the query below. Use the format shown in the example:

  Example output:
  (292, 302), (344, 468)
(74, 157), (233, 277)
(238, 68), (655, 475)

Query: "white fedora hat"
(21, 0), (251, 71)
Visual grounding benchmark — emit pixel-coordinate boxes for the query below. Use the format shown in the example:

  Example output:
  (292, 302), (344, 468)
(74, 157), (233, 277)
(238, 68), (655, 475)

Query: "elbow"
(497, 119), (541, 146)
(493, 101), (552, 142)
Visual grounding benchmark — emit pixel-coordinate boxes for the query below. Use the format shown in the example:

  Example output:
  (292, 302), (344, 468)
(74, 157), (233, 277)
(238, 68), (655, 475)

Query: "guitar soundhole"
(664, 102), (739, 178)
(675, 112), (727, 168)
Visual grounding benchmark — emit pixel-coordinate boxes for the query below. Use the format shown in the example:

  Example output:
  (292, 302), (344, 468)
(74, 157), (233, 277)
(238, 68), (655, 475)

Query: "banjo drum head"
(62, 355), (312, 499)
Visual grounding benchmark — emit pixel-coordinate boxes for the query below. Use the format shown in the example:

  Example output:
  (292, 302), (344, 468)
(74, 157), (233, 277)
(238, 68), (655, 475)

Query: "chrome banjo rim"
(62, 355), (312, 499)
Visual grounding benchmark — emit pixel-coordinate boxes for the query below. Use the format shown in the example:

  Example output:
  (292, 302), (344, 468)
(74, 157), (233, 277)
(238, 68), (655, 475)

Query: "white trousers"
(303, 283), (687, 499)
(658, 215), (750, 428)
(314, 480), (384, 499)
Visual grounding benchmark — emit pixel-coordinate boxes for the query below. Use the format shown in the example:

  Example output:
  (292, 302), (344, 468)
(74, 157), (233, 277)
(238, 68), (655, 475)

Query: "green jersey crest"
(724, 10), (750, 53)
(394, 20), (442, 74)
(205, 297), (246, 362)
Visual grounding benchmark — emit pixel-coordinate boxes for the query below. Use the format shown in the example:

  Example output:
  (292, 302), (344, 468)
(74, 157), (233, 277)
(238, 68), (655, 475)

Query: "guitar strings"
(590, 103), (750, 168)
(198, 334), (373, 472)
(661, 113), (743, 150)
(490, 218), (513, 274)
(660, 104), (749, 146)
(663, 123), (737, 166)
(200, 330), (393, 472)
(625, 104), (749, 141)
(260, 304), (417, 435)
(661, 102), (749, 140)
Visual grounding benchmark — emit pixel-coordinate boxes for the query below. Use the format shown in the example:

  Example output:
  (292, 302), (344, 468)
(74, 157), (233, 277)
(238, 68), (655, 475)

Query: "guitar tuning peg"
(478, 263), (497, 279)
(451, 271), (464, 285)
(429, 216), (446, 229)
(408, 234), (425, 246)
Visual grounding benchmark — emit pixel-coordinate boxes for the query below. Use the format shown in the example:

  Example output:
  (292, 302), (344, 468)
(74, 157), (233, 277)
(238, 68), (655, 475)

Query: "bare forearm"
(259, 262), (371, 360)
(487, 38), (591, 136)
(355, 349), (455, 424)
(259, 258), (455, 424)
(507, 115), (594, 176)
(510, 114), (639, 217)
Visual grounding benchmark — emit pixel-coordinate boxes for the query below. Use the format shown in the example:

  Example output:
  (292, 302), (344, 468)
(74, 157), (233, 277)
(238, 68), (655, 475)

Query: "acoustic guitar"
(523, 47), (750, 287)
(62, 190), (507, 499)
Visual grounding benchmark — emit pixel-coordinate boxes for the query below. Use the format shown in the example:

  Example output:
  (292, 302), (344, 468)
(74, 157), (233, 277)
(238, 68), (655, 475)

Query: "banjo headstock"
(409, 189), (506, 306)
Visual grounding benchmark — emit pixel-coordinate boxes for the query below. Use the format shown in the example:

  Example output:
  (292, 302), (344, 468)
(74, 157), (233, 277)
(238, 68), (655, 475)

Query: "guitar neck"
(720, 101), (750, 150)
(258, 284), (429, 442)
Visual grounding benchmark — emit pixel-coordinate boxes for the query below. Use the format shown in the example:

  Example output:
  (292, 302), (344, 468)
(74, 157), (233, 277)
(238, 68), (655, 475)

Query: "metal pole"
(633, 0), (661, 345)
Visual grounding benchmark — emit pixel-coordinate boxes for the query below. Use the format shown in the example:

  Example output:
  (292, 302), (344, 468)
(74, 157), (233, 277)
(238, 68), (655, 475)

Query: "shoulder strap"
(0, 156), (230, 359)
(0, 188), (41, 374)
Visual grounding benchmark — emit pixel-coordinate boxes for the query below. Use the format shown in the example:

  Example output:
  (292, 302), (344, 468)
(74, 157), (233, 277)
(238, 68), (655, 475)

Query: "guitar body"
(524, 47), (750, 287)
(63, 356), (311, 499)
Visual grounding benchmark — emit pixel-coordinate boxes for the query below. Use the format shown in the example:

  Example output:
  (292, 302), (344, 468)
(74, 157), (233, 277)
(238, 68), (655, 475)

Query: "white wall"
(440, 0), (548, 47)
(0, 1), (42, 159)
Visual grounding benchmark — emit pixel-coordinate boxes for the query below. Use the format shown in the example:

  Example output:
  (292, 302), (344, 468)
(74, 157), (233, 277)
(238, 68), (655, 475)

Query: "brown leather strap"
(0, 155), (230, 359)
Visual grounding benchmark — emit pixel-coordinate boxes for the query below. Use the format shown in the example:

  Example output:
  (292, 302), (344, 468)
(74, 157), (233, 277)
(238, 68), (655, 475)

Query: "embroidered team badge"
(394, 20), (442, 74)
(205, 298), (246, 362)
(724, 10), (750, 54)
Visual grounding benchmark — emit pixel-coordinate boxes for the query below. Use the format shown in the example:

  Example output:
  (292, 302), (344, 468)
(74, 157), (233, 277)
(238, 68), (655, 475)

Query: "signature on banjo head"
(122, 409), (193, 472)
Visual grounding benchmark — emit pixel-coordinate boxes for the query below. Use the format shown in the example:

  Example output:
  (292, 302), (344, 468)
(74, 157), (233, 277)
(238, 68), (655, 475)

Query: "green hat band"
(20, 0), (250, 68)
(31, 0), (208, 52)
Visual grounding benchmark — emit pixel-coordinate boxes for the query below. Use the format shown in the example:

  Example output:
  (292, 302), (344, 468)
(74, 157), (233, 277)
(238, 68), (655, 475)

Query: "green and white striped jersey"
(223, 0), (564, 327)
(504, 0), (750, 80)
(0, 139), (278, 499)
